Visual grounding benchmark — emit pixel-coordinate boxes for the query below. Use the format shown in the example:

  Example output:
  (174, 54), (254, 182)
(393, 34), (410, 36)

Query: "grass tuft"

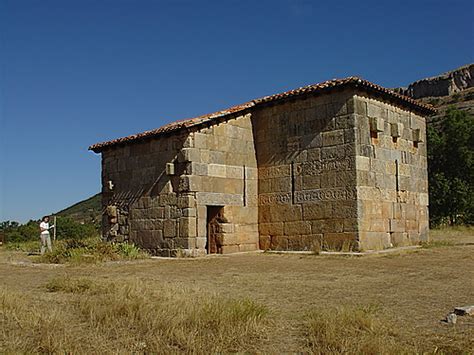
(302, 305), (473, 354)
(421, 240), (455, 249)
(45, 276), (109, 294)
(1, 278), (269, 353)
(304, 305), (409, 354)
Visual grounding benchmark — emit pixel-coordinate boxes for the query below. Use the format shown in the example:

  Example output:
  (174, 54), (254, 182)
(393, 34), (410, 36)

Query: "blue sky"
(1, 0), (473, 222)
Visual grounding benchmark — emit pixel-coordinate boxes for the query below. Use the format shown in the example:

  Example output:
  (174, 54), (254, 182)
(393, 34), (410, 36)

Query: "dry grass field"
(1, 228), (473, 353)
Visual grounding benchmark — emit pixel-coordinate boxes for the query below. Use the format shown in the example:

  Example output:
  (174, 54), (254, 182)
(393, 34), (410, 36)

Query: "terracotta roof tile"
(89, 77), (435, 152)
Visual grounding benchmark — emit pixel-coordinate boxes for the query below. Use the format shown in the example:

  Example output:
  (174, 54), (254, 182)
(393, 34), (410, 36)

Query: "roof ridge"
(89, 77), (435, 152)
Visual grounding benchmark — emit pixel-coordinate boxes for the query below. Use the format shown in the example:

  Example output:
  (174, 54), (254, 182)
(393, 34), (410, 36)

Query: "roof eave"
(88, 77), (436, 153)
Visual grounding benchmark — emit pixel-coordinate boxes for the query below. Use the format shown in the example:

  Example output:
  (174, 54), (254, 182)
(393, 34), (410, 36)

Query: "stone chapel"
(89, 77), (435, 256)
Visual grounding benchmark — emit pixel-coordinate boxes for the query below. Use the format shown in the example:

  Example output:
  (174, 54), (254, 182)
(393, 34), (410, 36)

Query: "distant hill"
(56, 193), (101, 225)
(395, 63), (473, 98)
(394, 63), (474, 119)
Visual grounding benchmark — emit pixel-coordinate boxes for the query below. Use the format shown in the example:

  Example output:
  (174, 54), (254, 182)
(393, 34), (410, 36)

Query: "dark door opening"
(206, 206), (224, 254)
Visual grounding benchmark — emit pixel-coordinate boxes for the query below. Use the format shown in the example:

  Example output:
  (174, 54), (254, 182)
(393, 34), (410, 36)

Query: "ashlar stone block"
(177, 194), (195, 209)
(356, 156), (370, 171)
(193, 132), (208, 149)
(302, 202), (330, 220)
(284, 221), (311, 236)
(312, 219), (344, 234)
(259, 205), (302, 223)
(178, 148), (200, 162)
(259, 235), (271, 250)
(322, 130), (345, 147)
(390, 123), (403, 138)
(390, 232), (409, 247)
(238, 243), (258, 252)
(259, 222), (284, 235)
(323, 232), (358, 251)
(183, 208), (196, 217)
(389, 219), (405, 233)
(412, 129), (423, 143)
(179, 217), (196, 237)
(270, 235), (289, 250)
(369, 117), (384, 132)
(354, 97), (368, 115)
(163, 220), (176, 238)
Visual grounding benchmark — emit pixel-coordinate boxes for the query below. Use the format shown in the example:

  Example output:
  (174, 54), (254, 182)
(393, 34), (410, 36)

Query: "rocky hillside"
(395, 64), (473, 99)
(395, 63), (474, 120)
(422, 87), (474, 119)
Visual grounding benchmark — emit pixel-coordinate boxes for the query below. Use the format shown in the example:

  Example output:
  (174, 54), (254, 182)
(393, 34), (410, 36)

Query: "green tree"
(427, 107), (473, 225)
(55, 216), (98, 240)
(0, 221), (20, 231)
(1, 217), (99, 243)
(0, 220), (39, 243)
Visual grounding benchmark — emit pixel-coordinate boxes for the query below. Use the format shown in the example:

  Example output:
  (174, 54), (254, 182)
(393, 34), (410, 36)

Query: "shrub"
(114, 242), (142, 260)
(36, 238), (148, 264)
(4, 239), (41, 252)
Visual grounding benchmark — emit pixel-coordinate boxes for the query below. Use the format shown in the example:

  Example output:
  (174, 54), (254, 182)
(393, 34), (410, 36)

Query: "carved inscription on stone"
(259, 165), (291, 179)
(294, 187), (357, 203)
(295, 157), (354, 176)
(258, 188), (357, 205)
(260, 157), (354, 180)
(259, 192), (292, 205)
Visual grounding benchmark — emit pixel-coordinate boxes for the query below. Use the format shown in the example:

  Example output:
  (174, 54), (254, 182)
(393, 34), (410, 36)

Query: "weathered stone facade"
(253, 90), (358, 251)
(353, 95), (429, 249)
(91, 77), (434, 255)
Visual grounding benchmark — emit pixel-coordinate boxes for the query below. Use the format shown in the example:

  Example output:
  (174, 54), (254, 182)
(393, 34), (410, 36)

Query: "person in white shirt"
(39, 216), (54, 254)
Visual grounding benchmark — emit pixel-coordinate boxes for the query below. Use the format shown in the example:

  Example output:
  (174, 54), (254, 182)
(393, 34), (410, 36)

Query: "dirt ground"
(1, 229), (473, 353)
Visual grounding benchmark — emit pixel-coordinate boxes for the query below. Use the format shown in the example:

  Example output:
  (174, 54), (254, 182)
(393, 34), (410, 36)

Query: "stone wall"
(101, 132), (195, 256)
(101, 112), (258, 256)
(180, 113), (259, 254)
(100, 88), (429, 255)
(253, 90), (359, 251)
(353, 95), (429, 250)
